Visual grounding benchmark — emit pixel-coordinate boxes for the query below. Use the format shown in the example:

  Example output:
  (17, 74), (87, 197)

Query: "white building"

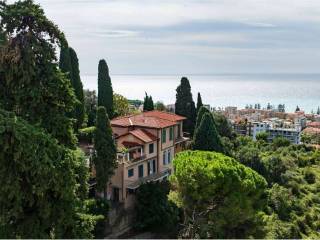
(252, 119), (301, 144)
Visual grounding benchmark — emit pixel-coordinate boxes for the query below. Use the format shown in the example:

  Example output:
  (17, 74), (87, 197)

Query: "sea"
(81, 73), (320, 114)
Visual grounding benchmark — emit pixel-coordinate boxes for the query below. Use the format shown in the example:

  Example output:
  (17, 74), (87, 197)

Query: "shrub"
(78, 126), (95, 143)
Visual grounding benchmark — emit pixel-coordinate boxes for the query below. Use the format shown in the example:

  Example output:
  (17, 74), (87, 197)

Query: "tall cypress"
(59, 44), (73, 80)
(196, 92), (203, 113)
(69, 48), (85, 130)
(175, 77), (196, 135)
(195, 106), (210, 132)
(98, 59), (114, 118)
(94, 106), (117, 193)
(143, 92), (154, 111)
(59, 45), (85, 130)
(193, 112), (222, 152)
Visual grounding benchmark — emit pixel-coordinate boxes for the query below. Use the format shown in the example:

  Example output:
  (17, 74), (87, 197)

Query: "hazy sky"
(31, 0), (320, 75)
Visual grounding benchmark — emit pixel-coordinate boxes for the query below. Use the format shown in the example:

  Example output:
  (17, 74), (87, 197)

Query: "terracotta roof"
(129, 129), (157, 143)
(303, 127), (320, 134)
(122, 141), (142, 148)
(307, 122), (320, 128)
(111, 110), (185, 129)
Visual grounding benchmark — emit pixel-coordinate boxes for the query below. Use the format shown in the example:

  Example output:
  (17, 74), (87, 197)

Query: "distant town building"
(252, 118), (301, 144)
(166, 104), (175, 113)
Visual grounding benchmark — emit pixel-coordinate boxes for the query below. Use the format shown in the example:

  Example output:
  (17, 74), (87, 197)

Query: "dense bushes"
(78, 127), (95, 143)
(134, 181), (180, 233)
(233, 136), (320, 238)
(0, 110), (95, 238)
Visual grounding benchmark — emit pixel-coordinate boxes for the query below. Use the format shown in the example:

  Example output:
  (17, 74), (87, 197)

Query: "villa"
(106, 110), (189, 208)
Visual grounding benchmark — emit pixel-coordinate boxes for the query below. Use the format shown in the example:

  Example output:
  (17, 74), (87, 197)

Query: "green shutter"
(162, 129), (166, 143)
(169, 127), (173, 140)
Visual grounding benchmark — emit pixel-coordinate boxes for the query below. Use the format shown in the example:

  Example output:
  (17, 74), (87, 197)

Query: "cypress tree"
(143, 92), (154, 111)
(195, 106), (210, 131)
(149, 96), (154, 111)
(193, 112), (222, 152)
(196, 92), (203, 112)
(98, 59), (114, 118)
(94, 106), (117, 193)
(59, 44), (73, 80)
(175, 77), (196, 135)
(69, 47), (85, 130)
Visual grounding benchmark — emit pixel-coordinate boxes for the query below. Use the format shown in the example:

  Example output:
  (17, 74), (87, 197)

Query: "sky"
(29, 0), (320, 75)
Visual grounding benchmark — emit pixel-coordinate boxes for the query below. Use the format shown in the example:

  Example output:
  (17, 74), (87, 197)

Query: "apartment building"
(107, 110), (189, 208)
(252, 119), (301, 144)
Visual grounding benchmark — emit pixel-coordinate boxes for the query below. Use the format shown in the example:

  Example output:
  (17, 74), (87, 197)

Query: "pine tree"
(317, 106), (320, 115)
(98, 59), (114, 118)
(196, 92), (203, 112)
(69, 47), (85, 130)
(94, 106), (117, 193)
(175, 77), (196, 135)
(193, 112), (222, 152)
(296, 106), (300, 112)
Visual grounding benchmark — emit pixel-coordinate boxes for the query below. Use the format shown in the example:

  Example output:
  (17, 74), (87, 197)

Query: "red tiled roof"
(122, 141), (142, 148)
(307, 122), (320, 128)
(129, 129), (157, 143)
(303, 127), (320, 134)
(111, 110), (185, 129)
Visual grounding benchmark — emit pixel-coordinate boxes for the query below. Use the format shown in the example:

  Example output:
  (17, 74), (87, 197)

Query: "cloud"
(7, 0), (320, 75)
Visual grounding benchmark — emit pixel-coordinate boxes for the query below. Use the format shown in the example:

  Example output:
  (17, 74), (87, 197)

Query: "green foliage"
(113, 93), (130, 117)
(193, 113), (223, 152)
(155, 101), (166, 111)
(0, 0), (76, 148)
(78, 126), (96, 143)
(194, 106), (210, 131)
(93, 107), (117, 192)
(59, 46), (85, 130)
(84, 89), (97, 127)
(272, 136), (291, 148)
(233, 136), (320, 238)
(171, 151), (267, 239)
(301, 132), (320, 145)
(83, 199), (109, 238)
(143, 92), (154, 111)
(256, 131), (269, 142)
(0, 109), (96, 238)
(98, 59), (114, 118)
(213, 112), (235, 139)
(196, 92), (203, 112)
(135, 181), (180, 232)
(59, 44), (73, 79)
(69, 47), (85, 130)
(175, 77), (196, 135)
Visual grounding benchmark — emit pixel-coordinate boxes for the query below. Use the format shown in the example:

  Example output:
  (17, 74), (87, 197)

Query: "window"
(148, 159), (156, 175)
(128, 168), (134, 178)
(162, 128), (166, 143)
(149, 143), (154, 154)
(167, 149), (171, 164)
(163, 150), (166, 165)
(177, 124), (181, 138)
(169, 127), (174, 141)
(138, 164), (144, 178)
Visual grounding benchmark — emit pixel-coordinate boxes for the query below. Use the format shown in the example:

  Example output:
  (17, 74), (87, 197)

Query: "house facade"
(107, 110), (189, 208)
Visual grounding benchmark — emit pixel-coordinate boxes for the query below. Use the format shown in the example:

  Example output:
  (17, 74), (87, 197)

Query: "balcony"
(117, 145), (147, 164)
(125, 169), (171, 190)
(175, 132), (190, 144)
